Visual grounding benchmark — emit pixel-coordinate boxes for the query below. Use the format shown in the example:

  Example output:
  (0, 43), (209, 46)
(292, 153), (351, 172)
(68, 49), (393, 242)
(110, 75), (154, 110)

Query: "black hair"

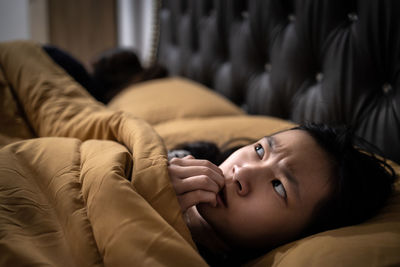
(293, 122), (396, 237)
(91, 48), (168, 103)
(91, 48), (144, 103)
(43, 45), (168, 103)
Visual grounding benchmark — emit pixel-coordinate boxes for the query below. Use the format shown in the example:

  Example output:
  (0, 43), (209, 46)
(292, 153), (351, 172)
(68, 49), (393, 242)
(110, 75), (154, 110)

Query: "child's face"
(197, 130), (334, 249)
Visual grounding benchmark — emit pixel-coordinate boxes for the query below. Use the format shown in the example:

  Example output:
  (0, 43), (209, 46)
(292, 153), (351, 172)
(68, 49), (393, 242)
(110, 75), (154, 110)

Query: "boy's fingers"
(178, 190), (217, 212)
(170, 157), (223, 176)
(172, 175), (220, 195)
(168, 164), (225, 189)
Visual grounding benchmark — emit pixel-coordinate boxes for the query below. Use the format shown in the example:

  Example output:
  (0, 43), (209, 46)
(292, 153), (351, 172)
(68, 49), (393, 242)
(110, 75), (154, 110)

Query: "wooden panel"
(29, 0), (50, 43)
(48, 0), (117, 70)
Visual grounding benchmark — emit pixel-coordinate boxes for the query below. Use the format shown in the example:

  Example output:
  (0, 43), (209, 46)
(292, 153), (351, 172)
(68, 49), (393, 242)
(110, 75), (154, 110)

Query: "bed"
(1, 0), (400, 266)
(157, 0), (400, 164)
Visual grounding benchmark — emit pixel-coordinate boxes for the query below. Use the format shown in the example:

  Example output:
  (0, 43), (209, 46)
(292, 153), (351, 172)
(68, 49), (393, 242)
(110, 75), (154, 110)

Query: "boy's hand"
(168, 155), (225, 212)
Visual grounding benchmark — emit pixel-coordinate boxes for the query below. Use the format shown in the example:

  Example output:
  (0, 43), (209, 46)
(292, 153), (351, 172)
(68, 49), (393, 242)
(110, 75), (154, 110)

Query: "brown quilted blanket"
(0, 41), (207, 266)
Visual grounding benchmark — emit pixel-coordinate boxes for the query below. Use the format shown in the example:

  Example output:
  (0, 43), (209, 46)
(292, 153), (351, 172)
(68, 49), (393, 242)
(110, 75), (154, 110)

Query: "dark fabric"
(157, 0), (400, 164)
(42, 45), (102, 101)
(44, 46), (169, 104)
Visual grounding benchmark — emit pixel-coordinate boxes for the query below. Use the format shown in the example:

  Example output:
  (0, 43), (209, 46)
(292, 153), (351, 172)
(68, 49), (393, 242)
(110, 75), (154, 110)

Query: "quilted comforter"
(0, 41), (207, 266)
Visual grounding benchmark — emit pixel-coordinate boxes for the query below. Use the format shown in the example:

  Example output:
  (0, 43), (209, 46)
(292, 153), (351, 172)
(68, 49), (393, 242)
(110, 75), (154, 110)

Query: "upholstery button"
(264, 63), (272, 72)
(348, 12), (358, 22)
(288, 14), (296, 22)
(382, 83), (393, 95)
(315, 72), (323, 82)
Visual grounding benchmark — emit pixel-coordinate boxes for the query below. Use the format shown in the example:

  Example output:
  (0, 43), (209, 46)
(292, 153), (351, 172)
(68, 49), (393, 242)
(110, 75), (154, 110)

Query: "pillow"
(108, 77), (244, 125)
(154, 115), (295, 150)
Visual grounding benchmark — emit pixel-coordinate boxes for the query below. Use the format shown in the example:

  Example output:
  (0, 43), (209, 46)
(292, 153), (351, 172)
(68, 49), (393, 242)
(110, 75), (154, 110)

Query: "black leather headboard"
(157, 0), (400, 163)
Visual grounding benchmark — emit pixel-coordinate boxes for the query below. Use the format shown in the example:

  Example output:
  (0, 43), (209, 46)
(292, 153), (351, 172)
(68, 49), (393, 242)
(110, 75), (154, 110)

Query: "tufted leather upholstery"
(157, 0), (400, 163)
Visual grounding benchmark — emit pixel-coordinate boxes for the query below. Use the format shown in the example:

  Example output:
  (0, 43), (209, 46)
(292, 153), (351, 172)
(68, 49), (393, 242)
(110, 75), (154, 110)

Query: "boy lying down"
(168, 123), (396, 266)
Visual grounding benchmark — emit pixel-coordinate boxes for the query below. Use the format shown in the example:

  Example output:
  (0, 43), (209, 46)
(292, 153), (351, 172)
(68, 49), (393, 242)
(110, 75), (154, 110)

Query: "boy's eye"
(272, 180), (287, 198)
(255, 144), (265, 159)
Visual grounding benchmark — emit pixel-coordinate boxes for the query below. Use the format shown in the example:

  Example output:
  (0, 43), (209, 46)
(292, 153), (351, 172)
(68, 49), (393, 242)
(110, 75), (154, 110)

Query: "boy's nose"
(232, 163), (275, 196)
(232, 165), (250, 196)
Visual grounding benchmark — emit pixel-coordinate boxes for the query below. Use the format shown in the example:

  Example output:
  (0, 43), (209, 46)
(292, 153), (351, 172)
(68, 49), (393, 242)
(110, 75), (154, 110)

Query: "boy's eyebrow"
(265, 135), (301, 201)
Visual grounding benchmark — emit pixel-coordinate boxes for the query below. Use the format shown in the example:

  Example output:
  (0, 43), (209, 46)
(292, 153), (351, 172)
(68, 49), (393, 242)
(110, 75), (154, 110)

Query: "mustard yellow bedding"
(1, 41), (400, 267)
(0, 41), (206, 266)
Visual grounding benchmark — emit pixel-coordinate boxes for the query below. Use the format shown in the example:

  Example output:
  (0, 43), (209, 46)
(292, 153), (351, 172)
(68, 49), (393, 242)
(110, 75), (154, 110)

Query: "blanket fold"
(0, 41), (205, 266)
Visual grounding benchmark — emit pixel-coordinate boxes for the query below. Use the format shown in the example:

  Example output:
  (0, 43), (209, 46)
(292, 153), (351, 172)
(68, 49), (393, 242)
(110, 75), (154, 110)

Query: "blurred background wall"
(0, 0), (156, 69)
(0, 0), (32, 42)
